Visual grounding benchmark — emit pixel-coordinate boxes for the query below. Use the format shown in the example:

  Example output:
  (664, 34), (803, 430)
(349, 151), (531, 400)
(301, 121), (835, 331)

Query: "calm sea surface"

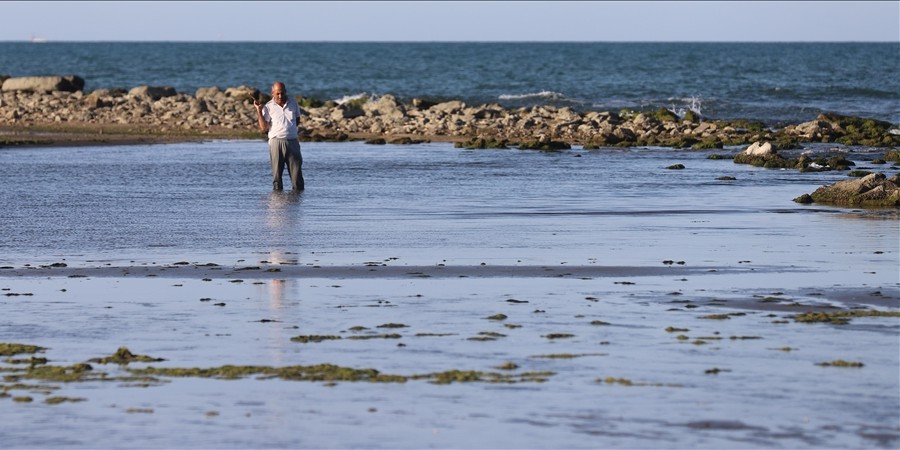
(1, 42), (897, 124)
(0, 140), (897, 276)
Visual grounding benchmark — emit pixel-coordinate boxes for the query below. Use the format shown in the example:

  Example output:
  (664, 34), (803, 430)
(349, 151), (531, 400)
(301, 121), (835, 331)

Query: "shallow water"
(1, 141), (898, 448)
(1, 141), (897, 270)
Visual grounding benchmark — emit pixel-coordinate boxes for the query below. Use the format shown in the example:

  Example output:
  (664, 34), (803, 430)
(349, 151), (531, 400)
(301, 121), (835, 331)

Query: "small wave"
(666, 95), (704, 118)
(333, 93), (372, 105)
(499, 91), (567, 101)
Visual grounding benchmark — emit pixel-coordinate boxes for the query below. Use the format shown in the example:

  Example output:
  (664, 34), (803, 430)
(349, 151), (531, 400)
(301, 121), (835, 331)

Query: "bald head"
(271, 81), (287, 106)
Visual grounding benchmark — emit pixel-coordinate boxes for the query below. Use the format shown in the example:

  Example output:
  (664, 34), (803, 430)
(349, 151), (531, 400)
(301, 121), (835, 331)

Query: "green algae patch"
(793, 310), (900, 325)
(10, 363), (106, 384)
(477, 331), (506, 338)
(127, 363), (553, 384)
(126, 363), (555, 385)
(665, 327), (690, 333)
(530, 352), (607, 359)
(345, 333), (402, 340)
(1, 382), (61, 395)
(45, 396), (86, 405)
(543, 333), (575, 339)
(88, 347), (165, 365)
(601, 377), (634, 386)
(0, 343), (46, 357)
(699, 314), (732, 320)
(598, 376), (682, 388)
(816, 360), (864, 368)
(129, 364), (408, 383)
(773, 347), (796, 352)
(5, 356), (48, 367)
(485, 314), (508, 321)
(290, 335), (342, 343)
(412, 369), (555, 384)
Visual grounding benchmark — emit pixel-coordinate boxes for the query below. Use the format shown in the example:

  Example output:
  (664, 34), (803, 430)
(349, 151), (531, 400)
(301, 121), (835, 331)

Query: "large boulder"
(802, 173), (900, 208)
(2, 75), (85, 93)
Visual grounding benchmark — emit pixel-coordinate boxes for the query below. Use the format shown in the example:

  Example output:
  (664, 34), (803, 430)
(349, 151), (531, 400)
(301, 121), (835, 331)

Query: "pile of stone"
(2, 75), (899, 148)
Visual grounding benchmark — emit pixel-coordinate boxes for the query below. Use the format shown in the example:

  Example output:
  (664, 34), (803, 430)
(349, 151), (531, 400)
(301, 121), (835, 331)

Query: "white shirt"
(262, 97), (301, 140)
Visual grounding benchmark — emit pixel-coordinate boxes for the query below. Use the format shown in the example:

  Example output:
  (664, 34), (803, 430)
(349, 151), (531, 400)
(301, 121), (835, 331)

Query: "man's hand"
(253, 98), (268, 132)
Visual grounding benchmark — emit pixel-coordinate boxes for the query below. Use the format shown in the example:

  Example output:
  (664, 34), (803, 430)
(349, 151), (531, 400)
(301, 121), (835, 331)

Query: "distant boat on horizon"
(29, 34), (48, 43)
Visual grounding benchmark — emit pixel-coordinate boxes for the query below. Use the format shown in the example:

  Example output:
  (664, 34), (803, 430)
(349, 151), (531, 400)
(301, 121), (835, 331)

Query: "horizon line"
(4, 39), (898, 44)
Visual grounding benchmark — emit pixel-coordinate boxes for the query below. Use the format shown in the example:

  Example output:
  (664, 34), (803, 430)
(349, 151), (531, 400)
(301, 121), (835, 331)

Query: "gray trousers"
(268, 138), (304, 191)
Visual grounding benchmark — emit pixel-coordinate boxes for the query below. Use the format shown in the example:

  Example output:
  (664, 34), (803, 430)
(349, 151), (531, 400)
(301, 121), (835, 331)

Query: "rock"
(454, 137), (508, 149)
(331, 105), (365, 120)
(793, 193), (814, 204)
(743, 141), (774, 156)
(195, 86), (224, 99)
(362, 95), (405, 120)
(411, 98), (437, 110)
(128, 85), (177, 100)
(224, 85), (259, 101)
(807, 173), (900, 208)
(429, 100), (466, 115)
(734, 141), (799, 168)
(189, 98), (209, 114)
(2, 75), (85, 93)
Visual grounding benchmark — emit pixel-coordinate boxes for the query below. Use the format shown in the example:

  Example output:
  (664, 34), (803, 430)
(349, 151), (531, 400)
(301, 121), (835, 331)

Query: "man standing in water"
(253, 81), (304, 191)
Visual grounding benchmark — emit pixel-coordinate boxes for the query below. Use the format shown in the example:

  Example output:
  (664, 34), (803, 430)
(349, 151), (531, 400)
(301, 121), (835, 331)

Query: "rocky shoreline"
(2, 76), (899, 150)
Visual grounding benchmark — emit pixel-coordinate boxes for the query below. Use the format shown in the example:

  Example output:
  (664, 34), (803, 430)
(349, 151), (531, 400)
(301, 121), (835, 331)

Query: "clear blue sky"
(3, 1), (898, 42)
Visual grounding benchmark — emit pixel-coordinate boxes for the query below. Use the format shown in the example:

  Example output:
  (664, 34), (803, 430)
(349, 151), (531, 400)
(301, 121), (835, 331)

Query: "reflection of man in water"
(253, 81), (305, 191)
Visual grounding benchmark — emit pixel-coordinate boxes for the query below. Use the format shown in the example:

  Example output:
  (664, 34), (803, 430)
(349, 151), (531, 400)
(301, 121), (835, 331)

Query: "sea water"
(0, 141), (898, 449)
(0, 140), (897, 278)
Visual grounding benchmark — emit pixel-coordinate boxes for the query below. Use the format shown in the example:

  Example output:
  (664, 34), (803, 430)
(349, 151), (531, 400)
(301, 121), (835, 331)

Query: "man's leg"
(286, 140), (305, 191)
(269, 139), (285, 190)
